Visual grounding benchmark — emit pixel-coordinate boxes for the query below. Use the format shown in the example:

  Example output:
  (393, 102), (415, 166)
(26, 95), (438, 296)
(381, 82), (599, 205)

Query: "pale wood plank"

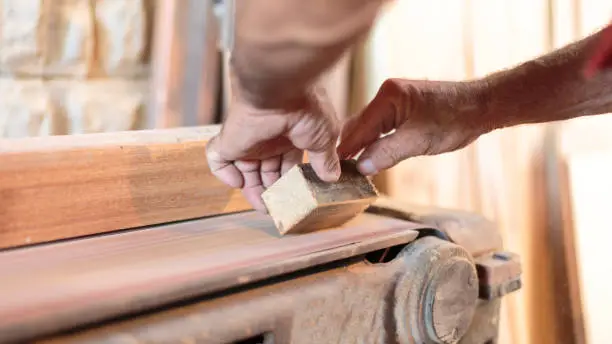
(564, 151), (612, 344)
(468, 1), (554, 343)
(553, 2), (612, 343)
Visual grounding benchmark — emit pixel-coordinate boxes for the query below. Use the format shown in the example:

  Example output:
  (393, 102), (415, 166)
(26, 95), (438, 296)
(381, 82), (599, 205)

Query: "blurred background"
(1, 0), (611, 343)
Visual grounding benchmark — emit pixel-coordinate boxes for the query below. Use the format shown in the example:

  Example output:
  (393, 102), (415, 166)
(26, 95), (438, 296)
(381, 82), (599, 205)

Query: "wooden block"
(0, 125), (250, 250)
(262, 160), (379, 235)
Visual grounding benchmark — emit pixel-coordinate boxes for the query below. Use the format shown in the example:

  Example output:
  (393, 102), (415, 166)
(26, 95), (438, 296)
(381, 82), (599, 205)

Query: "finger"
(281, 149), (303, 175)
(286, 89), (342, 182)
(261, 156), (281, 188)
(307, 145), (341, 182)
(337, 112), (379, 160)
(206, 136), (244, 188)
(337, 86), (400, 160)
(287, 119), (341, 182)
(356, 131), (421, 176)
(235, 160), (267, 213)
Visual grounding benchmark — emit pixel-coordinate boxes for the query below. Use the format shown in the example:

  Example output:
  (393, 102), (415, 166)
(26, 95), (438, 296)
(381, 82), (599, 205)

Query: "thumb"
(337, 80), (404, 160)
(355, 130), (423, 176)
(206, 135), (244, 188)
(287, 88), (342, 183)
(307, 145), (341, 182)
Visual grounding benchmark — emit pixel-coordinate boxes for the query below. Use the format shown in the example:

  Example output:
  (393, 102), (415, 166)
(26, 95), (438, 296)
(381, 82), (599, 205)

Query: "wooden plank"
(0, 125), (250, 250)
(553, 149), (587, 344)
(563, 151), (612, 344)
(468, 1), (553, 344)
(0, 211), (423, 343)
(552, 3), (612, 343)
(262, 160), (379, 235)
(149, 0), (219, 128)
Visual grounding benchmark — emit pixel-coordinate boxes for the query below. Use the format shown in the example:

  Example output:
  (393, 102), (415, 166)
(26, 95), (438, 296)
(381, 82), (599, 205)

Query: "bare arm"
(484, 26), (612, 129)
(231, 0), (387, 108)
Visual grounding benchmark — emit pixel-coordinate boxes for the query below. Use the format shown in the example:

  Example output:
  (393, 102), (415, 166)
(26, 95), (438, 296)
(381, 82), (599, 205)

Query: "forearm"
(231, 0), (386, 108)
(483, 26), (612, 129)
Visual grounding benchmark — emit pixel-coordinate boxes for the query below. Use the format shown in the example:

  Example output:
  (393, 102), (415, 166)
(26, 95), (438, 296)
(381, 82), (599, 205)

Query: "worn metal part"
(368, 196), (503, 256)
(394, 237), (479, 344)
(1, 197), (521, 343)
(367, 196), (521, 344)
(476, 251), (522, 300)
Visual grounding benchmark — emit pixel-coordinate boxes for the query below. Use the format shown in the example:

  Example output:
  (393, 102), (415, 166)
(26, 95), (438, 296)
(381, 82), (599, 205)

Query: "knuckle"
(378, 142), (403, 164)
(301, 116), (338, 151)
(379, 78), (413, 127)
(380, 78), (404, 94)
(206, 136), (222, 158)
(421, 131), (444, 155)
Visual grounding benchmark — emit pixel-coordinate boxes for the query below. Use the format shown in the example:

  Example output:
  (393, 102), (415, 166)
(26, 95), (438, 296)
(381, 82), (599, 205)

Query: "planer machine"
(0, 126), (521, 344)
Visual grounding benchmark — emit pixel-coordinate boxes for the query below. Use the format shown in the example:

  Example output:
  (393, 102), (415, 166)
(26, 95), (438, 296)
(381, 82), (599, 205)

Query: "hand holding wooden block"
(262, 160), (379, 235)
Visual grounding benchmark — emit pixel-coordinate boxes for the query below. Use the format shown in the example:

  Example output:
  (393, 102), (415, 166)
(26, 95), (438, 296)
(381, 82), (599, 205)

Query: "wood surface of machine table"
(0, 127), (522, 344)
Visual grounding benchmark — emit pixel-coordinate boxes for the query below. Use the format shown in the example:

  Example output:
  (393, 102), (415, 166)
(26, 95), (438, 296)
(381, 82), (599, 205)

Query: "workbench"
(0, 126), (521, 343)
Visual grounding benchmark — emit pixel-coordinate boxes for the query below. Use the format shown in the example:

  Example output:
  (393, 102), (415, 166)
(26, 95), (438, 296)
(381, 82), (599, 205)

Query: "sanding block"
(262, 160), (379, 235)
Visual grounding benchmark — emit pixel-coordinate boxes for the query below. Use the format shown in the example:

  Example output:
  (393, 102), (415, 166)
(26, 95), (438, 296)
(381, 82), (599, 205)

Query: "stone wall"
(0, 0), (153, 138)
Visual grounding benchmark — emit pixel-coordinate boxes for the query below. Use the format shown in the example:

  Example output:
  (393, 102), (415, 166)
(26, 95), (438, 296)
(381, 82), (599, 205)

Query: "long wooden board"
(562, 151), (612, 344)
(0, 125), (250, 250)
(149, 0), (221, 128)
(0, 211), (423, 343)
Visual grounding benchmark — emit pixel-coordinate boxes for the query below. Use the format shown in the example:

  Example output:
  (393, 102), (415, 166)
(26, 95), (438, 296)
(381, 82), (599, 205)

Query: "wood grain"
(0, 125), (250, 250)
(262, 160), (379, 235)
(0, 211), (423, 343)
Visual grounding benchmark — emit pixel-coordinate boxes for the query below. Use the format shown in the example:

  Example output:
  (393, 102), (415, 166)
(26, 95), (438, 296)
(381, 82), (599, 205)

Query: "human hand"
(337, 78), (492, 175)
(206, 86), (341, 212)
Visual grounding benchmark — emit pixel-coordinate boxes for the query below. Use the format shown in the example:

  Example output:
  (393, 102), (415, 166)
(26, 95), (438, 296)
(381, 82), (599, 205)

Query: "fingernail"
(357, 159), (377, 176)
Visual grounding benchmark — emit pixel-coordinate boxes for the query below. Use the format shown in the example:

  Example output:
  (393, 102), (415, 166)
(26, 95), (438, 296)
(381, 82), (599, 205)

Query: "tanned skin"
(207, 0), (387, 211)
(486, 29), (612, 128)
(338, 26), (612, 175)
(207, 2), (612, 211)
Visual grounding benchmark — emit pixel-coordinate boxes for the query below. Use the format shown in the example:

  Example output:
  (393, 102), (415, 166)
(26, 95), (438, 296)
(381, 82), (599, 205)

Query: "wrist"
(478, 65), (538, 130)
(427, 79), (498, 136)
(463, 79), (499, 134)
(230, 70), (310, 111)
